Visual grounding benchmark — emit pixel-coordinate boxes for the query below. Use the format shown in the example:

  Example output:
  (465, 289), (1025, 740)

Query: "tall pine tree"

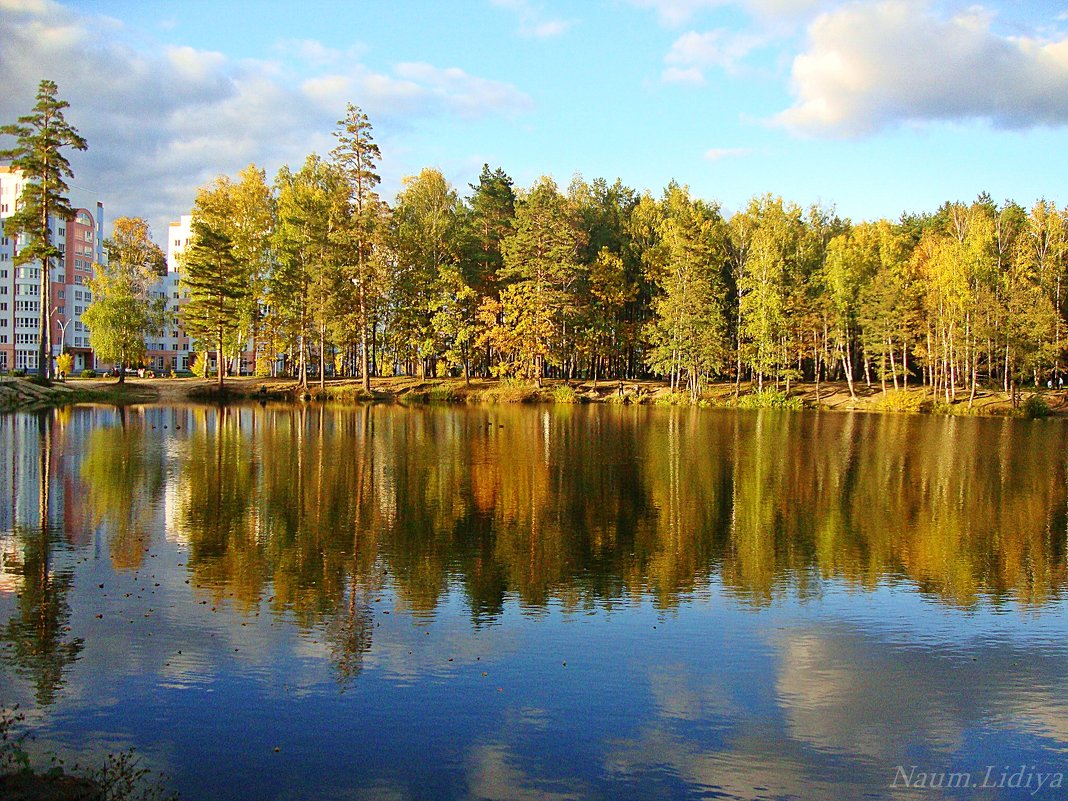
(0, 79), (87, 379)
(180, 220), (246, 389)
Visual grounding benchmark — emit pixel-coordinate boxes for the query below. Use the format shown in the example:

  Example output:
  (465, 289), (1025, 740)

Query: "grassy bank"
(4, 374), (1066, 419)
(0, 375), (156, 412)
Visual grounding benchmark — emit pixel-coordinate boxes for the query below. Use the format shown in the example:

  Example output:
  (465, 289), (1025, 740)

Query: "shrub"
(736, 389), (803, 410)
(875, 389), (924, 413)
(550, 384), (579, 404)
(81, 369), (97, 378)
(190, 352), (209, 378)
(426, 384), (461, 402)
(1021, 394), (1050, 419)
(56, 353), (73, 377)
(11, 369), (26, 377)
(480, 379), (536, 404)
(653, 391), (689, 406)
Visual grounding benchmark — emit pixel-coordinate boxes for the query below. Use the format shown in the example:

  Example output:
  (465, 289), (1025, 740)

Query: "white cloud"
(664, 28), (768, 78)
(630, 0), (721, 26)
(704, 146), (753, 159)
(629, 0), (824, 27)
(0, 3), (531, 239)
(490, 0), (574, 37)
(778, 0), (1068, 136)
(662, 66), (707, 84)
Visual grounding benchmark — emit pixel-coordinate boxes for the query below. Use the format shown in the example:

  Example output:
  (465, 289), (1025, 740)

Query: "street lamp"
(51, 307), (72, 376)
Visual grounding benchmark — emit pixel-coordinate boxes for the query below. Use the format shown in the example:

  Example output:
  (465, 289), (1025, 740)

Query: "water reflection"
(1, 403), (1067, 799)
(149, 405), (1067, 615)
(0, 413), (83, 705)
(4, 405), (1067, 630)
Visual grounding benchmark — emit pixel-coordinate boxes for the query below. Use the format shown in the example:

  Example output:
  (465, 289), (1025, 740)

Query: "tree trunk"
(889, 338), (899, 391)
(319, 324), (326, 393)
(813, 330), (820, 403)
(217, 332), (225, 390)
(359, 283), (370, 393)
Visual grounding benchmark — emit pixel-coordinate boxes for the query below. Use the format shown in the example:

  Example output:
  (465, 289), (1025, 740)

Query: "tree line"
(177, 104), (1068, 403)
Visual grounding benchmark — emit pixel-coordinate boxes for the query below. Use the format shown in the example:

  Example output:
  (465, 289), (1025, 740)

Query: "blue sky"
(2, 0), (1067, 239)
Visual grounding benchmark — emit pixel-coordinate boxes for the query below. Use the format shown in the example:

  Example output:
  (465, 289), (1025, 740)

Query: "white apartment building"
(0, 166), (104, 373)
(144, 214), (194, 373)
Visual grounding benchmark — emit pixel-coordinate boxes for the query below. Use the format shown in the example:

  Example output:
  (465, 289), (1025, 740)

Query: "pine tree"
(331, 104), (382, 391)
(497, 177), (586, 384)
(180, 220), (246, 389)
(0, 79), (87, 379)
(192, 165), (276, 375)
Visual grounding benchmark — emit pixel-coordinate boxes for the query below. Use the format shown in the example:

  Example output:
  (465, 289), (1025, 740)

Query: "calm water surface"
(1, 403), (1067, 800)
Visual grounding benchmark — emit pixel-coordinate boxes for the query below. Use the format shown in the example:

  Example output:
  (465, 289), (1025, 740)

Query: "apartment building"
(143, 214), (194, 373)
(0, 166), (104, 373)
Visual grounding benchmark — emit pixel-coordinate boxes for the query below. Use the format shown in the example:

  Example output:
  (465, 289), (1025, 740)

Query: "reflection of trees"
(326, 573), (375, 690)
(684, 412), (1068, 608)
(1, 413), (83, 705)
(79, 408), (166, 570)
(168, 403), (1068, 659)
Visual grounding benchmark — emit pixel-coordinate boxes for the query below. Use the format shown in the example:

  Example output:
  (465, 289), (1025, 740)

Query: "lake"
(1, 402), (1067, 800)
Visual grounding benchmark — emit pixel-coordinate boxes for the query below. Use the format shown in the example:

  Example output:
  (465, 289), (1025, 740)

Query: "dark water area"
(1, 403), (1067, 800)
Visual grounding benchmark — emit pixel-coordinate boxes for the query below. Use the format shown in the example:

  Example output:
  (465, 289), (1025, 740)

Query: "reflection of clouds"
(607, 724), (852, 800)
(771, 626), (1068, 762)
(647, 662), (739, 722)
(605, 621), (1068, 800)
(362, 616), (521, 687)
(1004, 685), (1068, 744)
(776, 629), (963, 759)
(466, 743), (584, 801)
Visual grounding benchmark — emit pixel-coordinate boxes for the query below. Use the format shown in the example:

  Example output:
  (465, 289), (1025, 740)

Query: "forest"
(169, 104), (1068, 404)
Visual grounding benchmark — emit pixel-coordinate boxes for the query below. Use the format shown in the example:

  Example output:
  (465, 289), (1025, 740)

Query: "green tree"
(270, 156), (348, 388)
(643, 186), (730, 399)
(431, 264), (478, 382)
(331, 104), (382, 392)
(180, 220), (246, 389)
(463, 165), (516, 298)
(493, 177), (586, 384)
(82, 217), (166, 383)
(0, 79), (87, 379)
(735, 196), (803, 390)
(387, 168), (461, 376)
(460, 165), (516, 376)
(192, 165), (276, 375)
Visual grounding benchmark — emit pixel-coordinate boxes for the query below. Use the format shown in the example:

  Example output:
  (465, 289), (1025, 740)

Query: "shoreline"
(4, 374), (1067, 418)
